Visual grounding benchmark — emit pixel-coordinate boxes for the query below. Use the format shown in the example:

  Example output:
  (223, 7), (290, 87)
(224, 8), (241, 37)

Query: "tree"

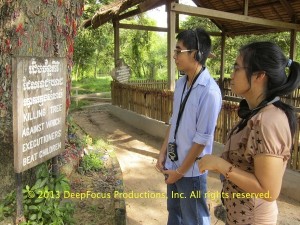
(120, 15), (168, 80)
(73, 29), (97, 80)
(73, 0), (114, 80)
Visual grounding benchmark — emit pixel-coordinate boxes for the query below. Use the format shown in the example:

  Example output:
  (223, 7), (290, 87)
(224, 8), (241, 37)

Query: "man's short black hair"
(176, 28), (211, 65)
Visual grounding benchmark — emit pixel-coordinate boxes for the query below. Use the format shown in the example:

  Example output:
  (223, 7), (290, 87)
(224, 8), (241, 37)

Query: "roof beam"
(227, 27), (286, 36)
(139, 0), (164, 13)
(170, 3), (300, 31)
(119, 23), (168, 32)
(116, 8), (141, 21)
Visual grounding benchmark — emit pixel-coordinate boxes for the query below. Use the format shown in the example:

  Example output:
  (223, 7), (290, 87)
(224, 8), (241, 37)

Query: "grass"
(69, 99), (92, 112)
(71, 76), (112, 95)
(70, 76), (112, 111)
(93, 139), (114, 154)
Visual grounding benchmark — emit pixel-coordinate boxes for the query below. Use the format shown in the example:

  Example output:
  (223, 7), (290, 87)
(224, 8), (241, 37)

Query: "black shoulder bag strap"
(173, 67), (204, 141)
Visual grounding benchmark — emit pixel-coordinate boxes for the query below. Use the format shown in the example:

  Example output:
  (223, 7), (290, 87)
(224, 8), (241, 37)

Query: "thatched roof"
(195, 0), (300, 35)
(83, 0), (300, 36)
(82, 0), (163, 28)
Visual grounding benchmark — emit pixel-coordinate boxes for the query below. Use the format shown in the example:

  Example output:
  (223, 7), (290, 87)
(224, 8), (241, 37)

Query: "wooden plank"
(139, 0), (164, 12)
(116, 8), (141, 21)
(170, 3), (300, 31)
(113, 21), (120, 67)
(279, 0), (295, 18)
(220, 33), (226, 96)
(244, 0), (249, 16)
(290, 29), (297, 60)
(291, 117), (299, 169)
(167, 1), (176, 91)
(119, 23), (168, 32)
(176, 28), (222, 36)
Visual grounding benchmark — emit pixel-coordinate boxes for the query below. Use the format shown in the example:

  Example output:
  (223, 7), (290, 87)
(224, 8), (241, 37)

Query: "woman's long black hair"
(233, 41), (300, 138)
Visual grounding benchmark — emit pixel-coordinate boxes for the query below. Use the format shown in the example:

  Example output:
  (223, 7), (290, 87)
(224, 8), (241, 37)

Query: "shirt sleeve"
(245, 107), (291, 161)
(192, 88), (222, 146)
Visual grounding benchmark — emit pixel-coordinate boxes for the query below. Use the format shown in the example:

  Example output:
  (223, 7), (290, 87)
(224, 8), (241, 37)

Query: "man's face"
(173, 40), (197, 72)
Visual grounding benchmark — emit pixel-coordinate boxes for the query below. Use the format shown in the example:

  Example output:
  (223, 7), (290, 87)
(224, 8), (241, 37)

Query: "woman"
(198, 41), (300, 225)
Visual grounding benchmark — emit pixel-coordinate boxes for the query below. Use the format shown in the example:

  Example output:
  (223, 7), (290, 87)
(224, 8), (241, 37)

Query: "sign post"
(111, 58), (131, 83)
(12, 57), (67, 223)
(12, 57), (67, 173)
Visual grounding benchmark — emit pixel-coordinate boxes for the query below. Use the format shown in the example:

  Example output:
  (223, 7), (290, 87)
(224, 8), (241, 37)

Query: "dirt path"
(71, 104), (300, 225)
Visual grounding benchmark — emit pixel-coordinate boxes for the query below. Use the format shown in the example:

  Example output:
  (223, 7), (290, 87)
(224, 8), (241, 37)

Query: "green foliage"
(69, 76), (112, 111)
(93, 139), (113, 152)
(83, 135), (93, 146)
(79, 137), (112, 173)
(69, 99), (92, 112)
(0, 163), (75, 225)
(0, 191), (15, 221)
(180, 16), (220, 32)
(74, 1), (300, 82)
(74, 1), (168, 80)
(81, 152), (104, 172)
(73, 0), (115, 80)
(120, 14), (168, 80)
(71, 76), (112, 95)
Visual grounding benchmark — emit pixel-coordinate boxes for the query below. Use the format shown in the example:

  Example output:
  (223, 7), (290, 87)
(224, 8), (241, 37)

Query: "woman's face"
(230, 54), (251, 97)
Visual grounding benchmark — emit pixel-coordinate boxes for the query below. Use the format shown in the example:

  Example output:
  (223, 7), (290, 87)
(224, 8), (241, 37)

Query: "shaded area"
(72, 104), (300, 225)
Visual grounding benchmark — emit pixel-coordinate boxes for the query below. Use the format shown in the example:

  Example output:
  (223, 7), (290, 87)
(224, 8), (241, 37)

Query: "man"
(156, 28), (222, 225)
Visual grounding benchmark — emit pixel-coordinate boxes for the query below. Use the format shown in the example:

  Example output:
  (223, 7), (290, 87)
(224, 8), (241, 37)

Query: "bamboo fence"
(111, 80), (300, 171)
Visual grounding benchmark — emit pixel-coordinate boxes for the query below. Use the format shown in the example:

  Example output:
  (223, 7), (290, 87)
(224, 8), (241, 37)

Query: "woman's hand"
(198, 155), (223, 173)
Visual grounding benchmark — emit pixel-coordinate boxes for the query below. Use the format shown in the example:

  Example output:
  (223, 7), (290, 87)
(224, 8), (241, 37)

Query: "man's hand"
(156, 153), (166, 172)
(163, 169), (183, 184)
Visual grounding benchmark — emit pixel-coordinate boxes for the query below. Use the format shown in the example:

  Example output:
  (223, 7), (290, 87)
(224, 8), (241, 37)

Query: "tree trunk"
(0, 0), (84, 198)
(76, 58), (81, 81)
(94, 50), (100, 78)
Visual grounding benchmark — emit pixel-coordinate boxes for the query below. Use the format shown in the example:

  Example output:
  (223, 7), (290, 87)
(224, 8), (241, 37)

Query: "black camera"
(167, 142), (178, 161)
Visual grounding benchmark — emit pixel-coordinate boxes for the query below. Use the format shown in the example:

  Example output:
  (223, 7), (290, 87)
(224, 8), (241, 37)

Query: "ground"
(70, 103), (300, 225)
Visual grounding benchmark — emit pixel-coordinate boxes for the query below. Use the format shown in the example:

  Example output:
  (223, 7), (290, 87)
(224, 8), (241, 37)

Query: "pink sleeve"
(245, 107), (291, 162)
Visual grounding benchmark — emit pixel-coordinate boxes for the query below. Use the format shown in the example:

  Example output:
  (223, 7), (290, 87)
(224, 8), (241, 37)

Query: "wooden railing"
(128, 80), (168, 90)
(111, 80), (300, 171)
(111, 81), (173, 123)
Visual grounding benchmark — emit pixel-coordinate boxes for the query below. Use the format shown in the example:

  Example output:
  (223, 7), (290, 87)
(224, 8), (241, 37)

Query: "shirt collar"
(191, 67), (210, 88)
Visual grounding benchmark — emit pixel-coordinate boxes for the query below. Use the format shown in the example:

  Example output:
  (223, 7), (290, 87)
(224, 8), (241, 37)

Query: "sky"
(146, 0), (196, 27)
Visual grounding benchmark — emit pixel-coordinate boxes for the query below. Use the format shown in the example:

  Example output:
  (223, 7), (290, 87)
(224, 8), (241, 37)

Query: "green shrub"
(0, 163), (75, 225)
(81, 152), (104, 172)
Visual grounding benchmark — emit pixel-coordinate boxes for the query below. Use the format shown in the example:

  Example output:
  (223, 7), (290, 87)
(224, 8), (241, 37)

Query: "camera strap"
(173, 67), (204, 141)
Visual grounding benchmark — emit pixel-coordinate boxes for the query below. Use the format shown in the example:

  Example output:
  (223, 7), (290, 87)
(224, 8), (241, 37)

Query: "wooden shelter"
(83, 0), (300, 171)
(83, 0), (300, 91)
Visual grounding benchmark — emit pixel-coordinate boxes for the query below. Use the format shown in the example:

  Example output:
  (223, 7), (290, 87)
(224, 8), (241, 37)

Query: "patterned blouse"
(221, 104), (291, 225)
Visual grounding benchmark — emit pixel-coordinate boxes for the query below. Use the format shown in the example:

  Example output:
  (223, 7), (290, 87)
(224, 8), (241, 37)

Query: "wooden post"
(219, 32), (226, 97)
(290, 29), (297, 60)
(16, 173), (24, 224)
(285, 28), (297, 106)
(167, 1), (176, 91)
(52, 156), (59, 177)
(113, 21), (120, 67)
